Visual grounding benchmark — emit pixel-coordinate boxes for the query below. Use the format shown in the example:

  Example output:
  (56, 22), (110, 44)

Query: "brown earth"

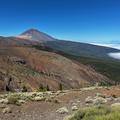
(0, 46), (110, 91)
(0, 86), (120, 120)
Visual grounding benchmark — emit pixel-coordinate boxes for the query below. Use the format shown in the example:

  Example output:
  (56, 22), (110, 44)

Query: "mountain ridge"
(0, 28), (120, 60)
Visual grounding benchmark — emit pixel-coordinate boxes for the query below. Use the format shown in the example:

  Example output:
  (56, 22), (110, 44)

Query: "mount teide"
(17, 28), (55, 42)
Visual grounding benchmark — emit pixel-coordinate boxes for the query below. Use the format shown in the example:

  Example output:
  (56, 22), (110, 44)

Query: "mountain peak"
(27, 28), (38, 31)
(22, 28), (41, 33)
(17, 28), (55, 42)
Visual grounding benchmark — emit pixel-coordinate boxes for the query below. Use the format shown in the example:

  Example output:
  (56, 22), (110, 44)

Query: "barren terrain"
(0, 86), (120, 120)
(0, 46), (110, 91)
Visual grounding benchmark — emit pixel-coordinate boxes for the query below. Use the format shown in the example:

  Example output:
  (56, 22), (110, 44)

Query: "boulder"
(56, 91), (61, 96)
(0, 104), (6, 108)
(111, 103), (120, 107)
(85, 96), (93, 104)
(2, 107), (12, 114)
(56, 107), (69, 114)
(0, 99), (8, 104)
(33, 96), (45, 101)
(114, 97), (120, 101)
(45, 91), (53, 95)
(64, 115), (73, 120)
(18, 100), (26, 104)
(36, 92), (44, 97)
(93, 97), (107, 105)
(96, 93), (105, 98)
(106, 97), (114, 102)
(77, 100), (81, 103)
(0, 94), (5, 99)
(45, 98), (52, 102)
(71, 106), (78, 111)
(72, 103), (78, 106)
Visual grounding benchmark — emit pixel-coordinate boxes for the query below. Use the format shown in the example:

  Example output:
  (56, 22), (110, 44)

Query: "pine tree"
(59, 83), (63, 91)
(46, 85), (50, 91)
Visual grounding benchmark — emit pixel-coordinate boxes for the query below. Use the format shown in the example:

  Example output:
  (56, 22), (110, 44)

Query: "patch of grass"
(66, 105), (120, 120)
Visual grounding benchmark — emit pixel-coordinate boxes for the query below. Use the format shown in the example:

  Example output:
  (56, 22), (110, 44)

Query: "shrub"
(53, 99), (60, 104)
(66, 105), (120, 120)
(7, 94), (19, 104)
(39, 84), (44, 90)
(46, 85), (50, 91)
(37, 84), (49, 92)
(22, 85), (28, 92)
(59, 83), (63, 91)
(111, 94), (117, 98)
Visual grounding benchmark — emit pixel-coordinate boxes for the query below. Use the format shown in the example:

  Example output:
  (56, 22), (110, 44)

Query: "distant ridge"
(17, 28), (55, 42)
(0, 28), (120, 60)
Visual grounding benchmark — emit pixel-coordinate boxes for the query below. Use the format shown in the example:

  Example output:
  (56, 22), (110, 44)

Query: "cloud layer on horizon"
(91, 43), (120, 60)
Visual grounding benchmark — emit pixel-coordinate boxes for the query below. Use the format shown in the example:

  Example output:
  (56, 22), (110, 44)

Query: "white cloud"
(108, 52), (120, 60)
(91, 43), (120, 50)
(91, 43), (120, 60)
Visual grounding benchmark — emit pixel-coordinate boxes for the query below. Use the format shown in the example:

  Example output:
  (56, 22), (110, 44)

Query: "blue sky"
(0, 0), (120, 43)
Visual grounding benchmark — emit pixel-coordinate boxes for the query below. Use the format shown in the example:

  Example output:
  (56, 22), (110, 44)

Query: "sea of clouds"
(91, 43), (120, 60)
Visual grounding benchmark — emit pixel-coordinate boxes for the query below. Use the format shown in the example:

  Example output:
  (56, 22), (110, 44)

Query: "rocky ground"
(0, 86), (120, 120)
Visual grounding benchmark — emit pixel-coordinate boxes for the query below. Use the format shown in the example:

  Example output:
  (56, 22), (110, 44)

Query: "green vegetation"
(7, 94), (20, 104)
(66, 105), (120, 120)
(45, 40), (120, 59)
(46, 85), (50, 91)
(37, 84), (50, 92)
(59, 83), (63, 91)
(21, 84), (28, 92)
(63, 54), (120, 84)
(53, 99), (60, 104)
(111, 94), (117, 98)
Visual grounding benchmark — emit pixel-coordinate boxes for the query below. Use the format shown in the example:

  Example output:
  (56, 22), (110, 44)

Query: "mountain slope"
(45, 40), (120, 60)
(0, 36), (39, 47)
(7, 28), (120, 61)
(0, 28), (120, 91)
(17, 28), (55, 42)
(33, 44), (120, 84)
(0, 46), (111, 91)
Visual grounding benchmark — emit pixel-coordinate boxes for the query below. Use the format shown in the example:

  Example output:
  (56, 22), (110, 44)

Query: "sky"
(0, 0), (120, 43)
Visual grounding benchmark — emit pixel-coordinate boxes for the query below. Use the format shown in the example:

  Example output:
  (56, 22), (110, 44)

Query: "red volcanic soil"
(0, 46), (110, 91)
